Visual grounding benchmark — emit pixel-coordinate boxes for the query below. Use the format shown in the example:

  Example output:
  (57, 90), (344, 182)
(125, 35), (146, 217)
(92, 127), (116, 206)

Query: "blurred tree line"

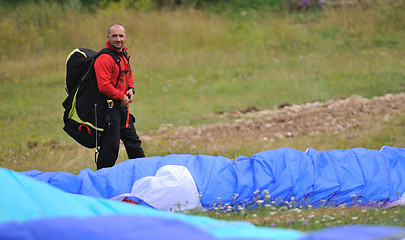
(0, 0), (285, 11)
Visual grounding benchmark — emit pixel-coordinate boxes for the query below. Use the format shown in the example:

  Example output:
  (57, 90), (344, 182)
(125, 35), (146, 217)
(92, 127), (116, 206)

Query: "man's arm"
(94, 54), (126, 101)
(123, 67), (136, 106)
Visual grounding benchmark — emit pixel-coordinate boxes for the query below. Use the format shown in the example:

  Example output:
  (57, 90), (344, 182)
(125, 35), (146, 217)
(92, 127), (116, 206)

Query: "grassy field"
(0, 1), (404, 230)
(191, 197), (405, 231)
(1, 1), (404, 172)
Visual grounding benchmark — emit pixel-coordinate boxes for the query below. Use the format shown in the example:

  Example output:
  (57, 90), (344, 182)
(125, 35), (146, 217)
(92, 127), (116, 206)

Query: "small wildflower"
(351, 217), (358, 220)
(373, 201), (377, 207)
(254, 189), (260, 195)
(263, 190), (269, 195)
(271, 223), (276, 227)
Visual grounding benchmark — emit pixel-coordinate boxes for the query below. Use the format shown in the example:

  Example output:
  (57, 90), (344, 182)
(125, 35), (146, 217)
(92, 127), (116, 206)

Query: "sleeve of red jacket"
(94, 54), (125, 101)
(129, 67), (135, 90)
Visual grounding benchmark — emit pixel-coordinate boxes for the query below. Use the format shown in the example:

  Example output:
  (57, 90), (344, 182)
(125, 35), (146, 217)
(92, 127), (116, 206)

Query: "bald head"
(108, 23), (126, 35)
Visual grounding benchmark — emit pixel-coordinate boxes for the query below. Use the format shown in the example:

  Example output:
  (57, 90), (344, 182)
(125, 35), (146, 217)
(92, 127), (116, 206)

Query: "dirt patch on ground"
(142, 93), (405, 145)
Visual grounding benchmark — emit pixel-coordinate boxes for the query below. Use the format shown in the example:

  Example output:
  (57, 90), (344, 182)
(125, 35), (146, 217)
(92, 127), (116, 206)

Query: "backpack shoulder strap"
(98, 48), (120, 62)
(122, 48), (130, 61)
(97, 48), (123, 88)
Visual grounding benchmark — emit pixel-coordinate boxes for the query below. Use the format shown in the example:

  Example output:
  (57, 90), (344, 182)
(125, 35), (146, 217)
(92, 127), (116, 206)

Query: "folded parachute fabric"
(22, 146), (405, 211)
(110, 164), (202, 211)
(3, 146), (405, 240)
(1, 168), (405, 240)
(0, 167), (304, 240)
(301, 225), (405, 240)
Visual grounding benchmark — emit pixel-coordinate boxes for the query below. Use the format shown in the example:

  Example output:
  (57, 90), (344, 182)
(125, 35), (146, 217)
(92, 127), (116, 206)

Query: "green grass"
(0, 1), (404, 230)
(0, 1), (404, 169)
(188, 189), (405, 230)
(192, 201), (405, 231)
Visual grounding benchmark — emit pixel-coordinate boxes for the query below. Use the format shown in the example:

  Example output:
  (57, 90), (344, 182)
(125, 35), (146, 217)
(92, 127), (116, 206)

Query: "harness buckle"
(107, 100), (114, 108)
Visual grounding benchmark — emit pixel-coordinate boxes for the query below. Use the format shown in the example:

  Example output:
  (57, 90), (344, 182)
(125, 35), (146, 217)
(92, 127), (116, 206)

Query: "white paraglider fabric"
(111, 165), (202, 211)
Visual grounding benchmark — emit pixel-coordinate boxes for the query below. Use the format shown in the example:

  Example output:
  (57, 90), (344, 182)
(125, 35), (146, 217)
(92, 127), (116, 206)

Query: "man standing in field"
(94, 23), (145, 170)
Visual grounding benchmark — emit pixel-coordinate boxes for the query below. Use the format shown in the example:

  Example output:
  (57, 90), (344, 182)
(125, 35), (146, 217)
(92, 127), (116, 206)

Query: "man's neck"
(107, 41), (123, 52)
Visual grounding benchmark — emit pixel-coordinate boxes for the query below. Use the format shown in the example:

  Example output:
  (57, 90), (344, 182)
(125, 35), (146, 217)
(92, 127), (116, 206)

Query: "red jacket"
(94, 42), (135, 101)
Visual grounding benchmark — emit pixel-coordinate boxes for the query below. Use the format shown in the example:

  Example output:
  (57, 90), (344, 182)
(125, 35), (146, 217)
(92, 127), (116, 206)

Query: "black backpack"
(62, 47), (128, 149)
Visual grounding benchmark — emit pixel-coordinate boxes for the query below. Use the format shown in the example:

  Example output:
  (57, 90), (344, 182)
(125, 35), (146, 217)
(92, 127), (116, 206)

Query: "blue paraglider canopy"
(23, 146), (405, 210)
(1, 146), (404, 239)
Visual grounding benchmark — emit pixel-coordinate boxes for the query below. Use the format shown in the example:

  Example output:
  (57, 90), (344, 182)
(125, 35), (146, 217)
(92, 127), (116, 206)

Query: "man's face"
(107, 26), (127, 50)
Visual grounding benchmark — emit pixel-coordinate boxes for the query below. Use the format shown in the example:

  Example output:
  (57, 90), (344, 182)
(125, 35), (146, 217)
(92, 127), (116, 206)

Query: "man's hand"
(126, 89), (134, 103)
(120, 95), (130, 107)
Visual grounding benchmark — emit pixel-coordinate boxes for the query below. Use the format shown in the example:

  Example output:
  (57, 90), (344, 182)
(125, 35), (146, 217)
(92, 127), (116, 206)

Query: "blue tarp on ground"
(1, 146), (405, 239)
(22, 146), (405, 209)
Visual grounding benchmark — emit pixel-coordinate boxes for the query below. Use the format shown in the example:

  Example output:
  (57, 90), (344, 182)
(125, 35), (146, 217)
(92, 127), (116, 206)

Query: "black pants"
(96, 106), (145, 170)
